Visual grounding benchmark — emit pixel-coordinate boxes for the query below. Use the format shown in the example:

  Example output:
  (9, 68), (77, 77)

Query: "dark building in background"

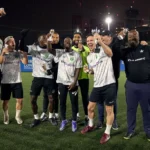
(125, 6), (141, 29)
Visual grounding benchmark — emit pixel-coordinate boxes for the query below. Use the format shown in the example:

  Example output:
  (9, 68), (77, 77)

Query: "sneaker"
(95, 121), (103, 129)
(81, 126), (94, 134)
(100, 133), (110, 144)
(123, 132), (134, 140)
(146, 134), (150, 142)
(72, 121), (77, 132)
(15, 117), (23, 124)
(112, 120), (119, 130)
(30, 119), (40, 128)
(4, 115), (9, 125)
(49, 118), (58, 126)
(59, 120), (68, 131)
(40, 113), (48, 122)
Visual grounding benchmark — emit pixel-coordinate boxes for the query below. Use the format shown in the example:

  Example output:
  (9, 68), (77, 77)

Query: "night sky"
(0, 0), (150, 36)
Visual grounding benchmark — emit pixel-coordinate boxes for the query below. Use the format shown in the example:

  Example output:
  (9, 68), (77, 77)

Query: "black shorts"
(1, 83), (23, 100)
(90, 83), (116, 106)
(30, 77), (54, 96)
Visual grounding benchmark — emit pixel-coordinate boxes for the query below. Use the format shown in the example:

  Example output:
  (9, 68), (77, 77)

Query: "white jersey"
(56, 50), (82, 85)
(28, 45), (54, 79)
(87, 47), (115, 87)
(1, 51), (23, 84)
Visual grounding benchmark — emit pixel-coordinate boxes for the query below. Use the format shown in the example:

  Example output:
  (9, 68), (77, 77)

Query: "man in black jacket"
(122, 30), (150, 141)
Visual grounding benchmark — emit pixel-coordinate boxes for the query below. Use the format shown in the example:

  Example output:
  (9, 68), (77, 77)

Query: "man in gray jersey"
(28, 35), (56, 127)
(0, 36), (28, 125)
(81, 34), (116, 144)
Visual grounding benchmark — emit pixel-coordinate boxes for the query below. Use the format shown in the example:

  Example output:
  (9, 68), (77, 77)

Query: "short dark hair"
(101, 30), (112, 37)
(53, 32), (59, 35)
(73, 31), (82, 37)
(86, 33), (93, 39)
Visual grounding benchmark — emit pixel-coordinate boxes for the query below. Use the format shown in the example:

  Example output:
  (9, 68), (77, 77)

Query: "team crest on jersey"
(43, 53), (49, 59)
(70, 57), (74, 62)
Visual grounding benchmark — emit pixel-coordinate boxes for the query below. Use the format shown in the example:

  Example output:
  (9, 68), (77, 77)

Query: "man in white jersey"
(0, 36), (28, 125)
(28, 35), (56, 127)
(81, 34), (116, 144)
(50, 37), (82, 132)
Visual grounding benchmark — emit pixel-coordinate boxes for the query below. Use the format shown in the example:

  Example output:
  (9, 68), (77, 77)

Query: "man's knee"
(88, 102), (96, 113)
(106, 105), (114, 116)
(31, 96), (37, 105)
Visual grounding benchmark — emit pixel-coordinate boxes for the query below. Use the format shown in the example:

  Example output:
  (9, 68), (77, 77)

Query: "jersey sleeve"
(27, 45), (40, 57)
(76, 53), (82, 68)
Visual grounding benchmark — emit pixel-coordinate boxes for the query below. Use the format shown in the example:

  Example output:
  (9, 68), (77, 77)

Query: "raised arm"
(98, 35), (113, 57)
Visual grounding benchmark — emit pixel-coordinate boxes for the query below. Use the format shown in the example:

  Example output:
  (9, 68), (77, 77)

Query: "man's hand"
(78, 39), (84, 51)
(97, 35), (103, 45)
(83, 64), (89, 73)
(1, 47), (8, 55)
(18, 50), (27, 55)
(140, 41), (148, 46)
(68, 82), (76, 90)
(0, 8), (6, 17)
(42, 64), (47, 72)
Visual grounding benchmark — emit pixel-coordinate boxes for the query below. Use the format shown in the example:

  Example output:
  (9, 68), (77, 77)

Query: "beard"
(128, 39), (139, 48)
(72, 41), (79, 47)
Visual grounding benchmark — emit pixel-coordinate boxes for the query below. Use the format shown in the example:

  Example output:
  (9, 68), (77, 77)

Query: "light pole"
(105, 17), (112, 30)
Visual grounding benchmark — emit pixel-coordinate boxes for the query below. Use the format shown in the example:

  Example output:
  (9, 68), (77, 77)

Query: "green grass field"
(0, 72), (149, 150)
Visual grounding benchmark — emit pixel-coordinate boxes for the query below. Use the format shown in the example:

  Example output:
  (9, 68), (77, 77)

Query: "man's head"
(38, 34), (47, 47)
(73, 32), (82, 45)
(4, 36), (16, 51)
(86, 35), (96, 52)
(52, 32), (59, 44)
(100, 30), (113, 46)
(64, 37), (72, 50)
(128, 30), (139, 48)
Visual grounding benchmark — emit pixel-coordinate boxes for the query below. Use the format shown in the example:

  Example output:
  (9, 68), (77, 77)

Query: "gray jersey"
(1, 51), (23, 84)
(56, 50), (82, 85)
(87, 47), (115, 87)
(28, 45), (54, 78)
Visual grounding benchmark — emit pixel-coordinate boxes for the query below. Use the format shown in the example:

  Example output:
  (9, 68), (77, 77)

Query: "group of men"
(0, 8), (150, 144)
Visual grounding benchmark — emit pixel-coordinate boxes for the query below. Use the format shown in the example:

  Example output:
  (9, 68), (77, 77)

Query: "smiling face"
(38, 35), (47, 47)
(73, 33), (82, 45)
(52, 33), (59, 44)
(7, 37), (16, 51)
(86, 36), (96, 52)
(64, 38), (72, 50)
(101, 35), (112, 46)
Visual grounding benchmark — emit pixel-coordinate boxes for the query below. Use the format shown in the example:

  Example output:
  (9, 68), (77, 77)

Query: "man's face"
(64, 38), (72, 49)
(87, 36), (96, 52)
(73, 34), (82, 45)
(128, 30), (139, 47)
(38, 35), (47, 47)
(52, 33), (59, 44)
(101, 35), (112, 46)
(7, 38), (16, 51)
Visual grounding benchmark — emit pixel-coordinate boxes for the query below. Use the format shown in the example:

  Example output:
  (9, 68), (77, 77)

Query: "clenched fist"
(0, 8), (6, 17)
